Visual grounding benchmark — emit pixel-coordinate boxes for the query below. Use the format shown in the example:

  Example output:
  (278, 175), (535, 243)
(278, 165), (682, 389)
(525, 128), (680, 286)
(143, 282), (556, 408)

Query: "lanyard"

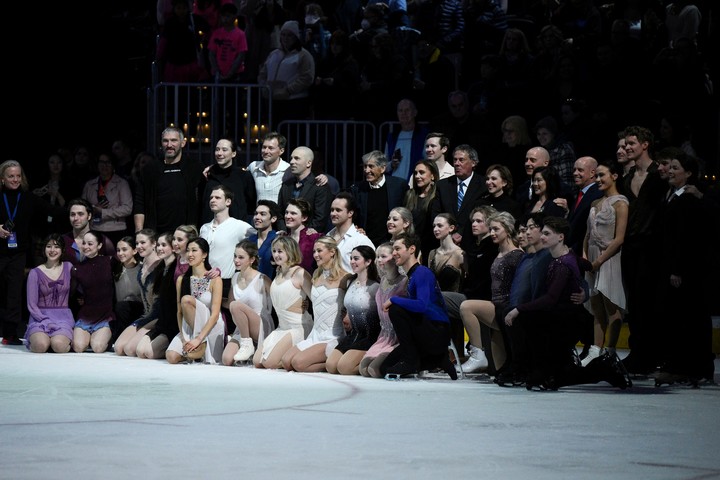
(3, 193), (20, 223)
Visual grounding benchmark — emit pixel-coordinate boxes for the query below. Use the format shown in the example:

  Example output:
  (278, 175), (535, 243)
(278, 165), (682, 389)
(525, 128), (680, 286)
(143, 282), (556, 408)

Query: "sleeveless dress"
(296, 283), (345, 355)
(230, 271), (274, 345)
(363, 274), (408, 359)
(24, 262), (75, 343)
(335, 281), (381, 353)
(167, 276), (226, 364)
(585, 194), (628, 311)
(261, 266), (312, 361)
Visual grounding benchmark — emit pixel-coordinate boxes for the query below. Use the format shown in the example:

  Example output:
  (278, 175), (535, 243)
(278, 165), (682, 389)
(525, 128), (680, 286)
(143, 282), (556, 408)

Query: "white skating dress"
(230, 271), (274, 345)
(296, 283), (345, 356)
(261, 266), (312, 361)
(168, 276), (226, 364)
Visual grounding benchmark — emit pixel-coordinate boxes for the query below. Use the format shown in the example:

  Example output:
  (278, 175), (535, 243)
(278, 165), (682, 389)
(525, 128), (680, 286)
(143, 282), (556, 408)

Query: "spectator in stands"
(200, 138), (257, 224)
(350, 150), (409, 247)
(498, 115), (533, 189)
(430, 90), (487, 160)
(239, 0), (287, 83)
(664, 0), (702, 47)
(67, 145), (97, 189)
(411, 38), (457, 120)
(384, 99), (429, 183)
(277, 146), (331, 232)
(258, 20), (315, 120)
(302, 3), (331, 65)
(156, 0), (211, 83)
(130, 151), (154, 197)
(357, 32), (413, 124)
(193, 0), (234, 31)
(111, 139), (135, 182)
(496, 28), (534, 117)
(81, 153), (133, 247)
(208, 2), (249, 83)
(349, 3), (389, 67)
(534, 115), (576, 186)
(312, 29), (361, 119)
(133, 126), (204, 235)
(30, 154), (73, 264)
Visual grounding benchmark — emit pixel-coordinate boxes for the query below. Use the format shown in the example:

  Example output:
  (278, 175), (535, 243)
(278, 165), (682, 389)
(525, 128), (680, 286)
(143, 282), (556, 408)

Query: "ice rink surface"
(2, 344), (719, 480)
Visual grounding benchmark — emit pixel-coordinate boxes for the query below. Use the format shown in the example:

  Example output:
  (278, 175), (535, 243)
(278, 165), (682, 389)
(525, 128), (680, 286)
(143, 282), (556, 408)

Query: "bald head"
(525, 147), (550, 177)
(289, 146), (314, 179)
(573, 156), (597, 187)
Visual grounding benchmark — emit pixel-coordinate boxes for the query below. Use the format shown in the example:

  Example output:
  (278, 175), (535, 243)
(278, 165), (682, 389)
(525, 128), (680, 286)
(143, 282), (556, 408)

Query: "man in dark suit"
(430, 144), (489, 252)
(565, 156), (602, 255)
(349, 150), (409, 246)
(276, 146), (331, 232)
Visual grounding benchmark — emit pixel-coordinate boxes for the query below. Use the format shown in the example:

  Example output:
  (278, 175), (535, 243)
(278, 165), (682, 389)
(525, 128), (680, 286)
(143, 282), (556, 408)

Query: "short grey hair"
(362, 150), (388, 167)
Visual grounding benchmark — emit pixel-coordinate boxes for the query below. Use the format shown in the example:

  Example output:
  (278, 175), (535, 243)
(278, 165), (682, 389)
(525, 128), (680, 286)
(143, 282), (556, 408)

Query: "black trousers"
(382, 304), (451, 373)
(0, 251), (26, 338)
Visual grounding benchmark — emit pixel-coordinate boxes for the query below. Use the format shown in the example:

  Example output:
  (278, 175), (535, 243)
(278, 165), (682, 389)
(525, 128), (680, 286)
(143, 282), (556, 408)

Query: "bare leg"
(137, 334), (170, 359)
(291, 343), (328, 372)
(28, 332), (50, 353)
(50, 335), (71, 353)
(589, 294), (608, 347)
(326, 349), (342, 374)
(602, 295), (623, 349)
(262, 334), (293, 369)
(222, 339), (240, 366)
(90, 327), (112, 353)
(181, 295), (197, 332)
(281, 345), (301, 371)
(72, 327), (91, 353)
(229, 301), (262, 341)
(124, 324), (154, 357)
(114, 325), (139, 356)
(337, 350), (366, 375)
(460, 299), (495, 348)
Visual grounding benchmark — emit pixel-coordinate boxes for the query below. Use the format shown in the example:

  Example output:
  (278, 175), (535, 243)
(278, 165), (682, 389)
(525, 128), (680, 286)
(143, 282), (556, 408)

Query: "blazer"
(431, 172), (488, 251)
(567, 183), (603, 255)
(276, 172), (332, 232)
(350, 175), (409, 230)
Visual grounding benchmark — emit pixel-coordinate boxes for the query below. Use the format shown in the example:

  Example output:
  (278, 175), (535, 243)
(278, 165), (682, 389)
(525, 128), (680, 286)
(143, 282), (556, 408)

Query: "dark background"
(5, 2), (156, 165)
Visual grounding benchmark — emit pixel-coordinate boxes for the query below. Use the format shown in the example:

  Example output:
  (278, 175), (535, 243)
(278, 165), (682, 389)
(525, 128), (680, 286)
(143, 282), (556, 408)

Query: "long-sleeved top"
(391, 263), (449, 324)
(82, 174), (133, 233)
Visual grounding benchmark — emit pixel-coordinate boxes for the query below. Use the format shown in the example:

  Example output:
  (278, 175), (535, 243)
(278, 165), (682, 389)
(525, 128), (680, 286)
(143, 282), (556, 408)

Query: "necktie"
(457, 181), (465, 211)
(574, 190), (584, 210)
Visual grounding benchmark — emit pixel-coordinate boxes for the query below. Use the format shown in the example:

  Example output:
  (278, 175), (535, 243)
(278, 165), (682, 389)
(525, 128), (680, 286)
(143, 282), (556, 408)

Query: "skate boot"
(233, 338), (255, 364)
(385, 360), (418, 380)
(458, 345), (489, 374)
(580, 345), (602, 367)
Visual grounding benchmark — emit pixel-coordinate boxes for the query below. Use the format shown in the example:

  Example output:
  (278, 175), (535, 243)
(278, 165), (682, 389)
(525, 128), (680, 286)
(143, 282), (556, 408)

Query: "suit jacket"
(277, 172), (332, 232)
(350, 175), (409, 229)
(567, 183), (603, 255)
(431, 172), (488, 251)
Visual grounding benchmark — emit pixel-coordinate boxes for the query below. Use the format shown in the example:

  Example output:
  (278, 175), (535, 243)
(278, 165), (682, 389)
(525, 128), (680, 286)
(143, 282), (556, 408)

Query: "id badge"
(7, 232), (17, 249)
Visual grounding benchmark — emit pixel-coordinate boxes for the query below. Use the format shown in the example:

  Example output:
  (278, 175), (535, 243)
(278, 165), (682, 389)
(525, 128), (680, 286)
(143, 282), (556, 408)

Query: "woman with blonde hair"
(282, 236), (351, 372)
(254, 236), (313, 369)
(459, 211), (524, 374)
